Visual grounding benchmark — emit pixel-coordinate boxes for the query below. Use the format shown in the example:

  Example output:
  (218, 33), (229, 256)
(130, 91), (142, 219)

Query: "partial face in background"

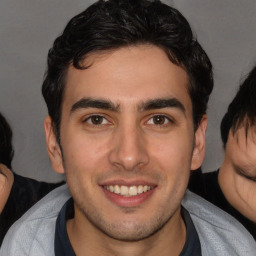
(45, 45), (206, 240)
(227, 125), (256, 178)
(224, 124), (256, 222)
(0, 164), (13, 213)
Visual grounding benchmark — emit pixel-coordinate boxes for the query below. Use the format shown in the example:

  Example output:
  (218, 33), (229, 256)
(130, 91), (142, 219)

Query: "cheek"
(62, 133), (111, 173)
(150, 134), (194, 168)
(148, 135), (193, 194)
(63, 132), (106, 157)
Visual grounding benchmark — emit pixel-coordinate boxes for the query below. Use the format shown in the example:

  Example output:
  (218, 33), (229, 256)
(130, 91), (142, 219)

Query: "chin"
(92, 213), (171, 242)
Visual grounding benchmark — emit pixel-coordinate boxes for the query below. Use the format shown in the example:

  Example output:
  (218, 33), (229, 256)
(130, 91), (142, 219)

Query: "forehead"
(63, 45), (191, 113)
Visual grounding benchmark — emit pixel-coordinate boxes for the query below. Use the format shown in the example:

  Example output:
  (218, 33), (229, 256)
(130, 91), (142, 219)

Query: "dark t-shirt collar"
(54, 198), (201, 256)
(180, 207), (201, 255)
(54, 198), (75, 256)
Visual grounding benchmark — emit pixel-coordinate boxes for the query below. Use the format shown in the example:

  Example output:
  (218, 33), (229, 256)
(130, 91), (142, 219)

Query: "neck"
(67, 206), (186, 256)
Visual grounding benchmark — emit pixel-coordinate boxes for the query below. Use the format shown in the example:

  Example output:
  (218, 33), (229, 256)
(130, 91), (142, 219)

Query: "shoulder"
(0, 184), (71, 256)
(189, 169), (222, 202)
(202, 170), (218, 184)
(182, 190), (256, 255)
(12, 173), (65, 197)
(188, 169), (219, 197)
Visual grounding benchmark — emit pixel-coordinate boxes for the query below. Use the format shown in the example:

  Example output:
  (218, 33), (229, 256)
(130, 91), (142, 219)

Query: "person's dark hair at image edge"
(0, 113), (14, 170)
(221, 66), (256, 148)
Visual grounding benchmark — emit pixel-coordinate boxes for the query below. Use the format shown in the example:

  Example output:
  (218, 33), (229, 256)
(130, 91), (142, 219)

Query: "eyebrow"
(139, 98), (186, 113)
(71, 98), (119, 114)
(70, 97), (186, 115)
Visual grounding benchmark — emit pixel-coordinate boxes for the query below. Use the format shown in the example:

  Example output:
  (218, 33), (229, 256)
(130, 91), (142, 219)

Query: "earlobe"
(191, 115), (207, 171)
(44, 116), (64, 174)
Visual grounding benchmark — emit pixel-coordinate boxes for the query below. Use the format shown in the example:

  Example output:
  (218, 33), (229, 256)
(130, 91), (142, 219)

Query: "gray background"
(0, 0), (255, 182)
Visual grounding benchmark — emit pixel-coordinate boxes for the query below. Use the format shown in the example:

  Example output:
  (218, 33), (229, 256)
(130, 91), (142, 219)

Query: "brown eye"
(85, 115), (108, 125)
(152, 115), (167, 125)
(146, 114), (173, 127)
(90, 115), (104, 125)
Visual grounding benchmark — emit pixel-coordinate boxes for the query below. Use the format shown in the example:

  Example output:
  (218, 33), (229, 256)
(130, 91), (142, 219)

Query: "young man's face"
(45, 45), (206, 241)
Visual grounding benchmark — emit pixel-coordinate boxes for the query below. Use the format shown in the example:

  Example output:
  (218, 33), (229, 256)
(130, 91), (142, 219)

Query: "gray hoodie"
(1, 184), (256, 255)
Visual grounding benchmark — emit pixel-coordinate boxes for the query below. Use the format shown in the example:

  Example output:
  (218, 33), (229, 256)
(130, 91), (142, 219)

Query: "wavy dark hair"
(221, 65), (256, 147)
(0, 113), (14, 170)
(42, 0), (213, 143)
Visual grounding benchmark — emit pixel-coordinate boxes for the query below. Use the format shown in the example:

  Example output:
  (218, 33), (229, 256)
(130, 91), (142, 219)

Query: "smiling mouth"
(103, 185), (153, 197)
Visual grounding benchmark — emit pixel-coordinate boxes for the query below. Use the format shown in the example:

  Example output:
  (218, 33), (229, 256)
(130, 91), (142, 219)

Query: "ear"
(44, 116), (64, 174)
(190, 115), (207, 171)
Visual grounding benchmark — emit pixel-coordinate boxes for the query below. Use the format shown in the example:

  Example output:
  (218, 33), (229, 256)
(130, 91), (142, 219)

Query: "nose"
(109, 123), (149, 171)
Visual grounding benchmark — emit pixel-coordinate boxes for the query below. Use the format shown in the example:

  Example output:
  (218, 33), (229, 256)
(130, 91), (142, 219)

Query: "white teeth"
(129, 186), (137, 196)
(114, 185), (120, 194)
(104, 185), (153, 197)
(120, 185), (128, 195)
(137, 185), (144, 194)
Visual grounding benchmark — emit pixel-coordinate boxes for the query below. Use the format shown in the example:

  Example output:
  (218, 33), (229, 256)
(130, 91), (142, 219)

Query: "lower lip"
(101, 187), (155, 208)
